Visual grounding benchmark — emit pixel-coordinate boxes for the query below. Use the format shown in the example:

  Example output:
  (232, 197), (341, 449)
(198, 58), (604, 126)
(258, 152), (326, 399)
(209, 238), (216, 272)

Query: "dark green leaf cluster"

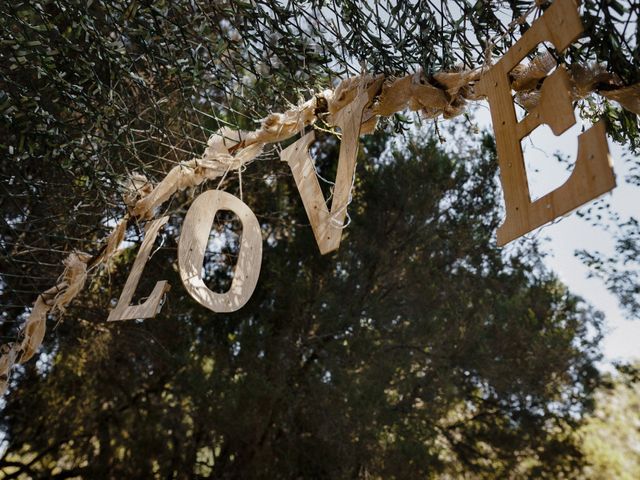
(577, 217), (640, 319)
(0, 130), (603, 478)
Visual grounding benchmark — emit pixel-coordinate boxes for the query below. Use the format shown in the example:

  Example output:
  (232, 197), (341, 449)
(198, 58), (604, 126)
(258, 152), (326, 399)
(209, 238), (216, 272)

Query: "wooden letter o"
(178, 190), (262, 312)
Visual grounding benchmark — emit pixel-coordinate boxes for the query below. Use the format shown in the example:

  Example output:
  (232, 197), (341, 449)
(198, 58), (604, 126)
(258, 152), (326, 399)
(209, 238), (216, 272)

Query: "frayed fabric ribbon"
(2, 59), (638, 396)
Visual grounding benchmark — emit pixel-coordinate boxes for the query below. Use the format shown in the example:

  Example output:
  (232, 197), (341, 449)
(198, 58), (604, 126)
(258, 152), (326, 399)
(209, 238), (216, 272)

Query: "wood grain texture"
(280, 130), (333, 252)
(107, 216), (171, 321)
(281, 86), (373, 255)
(476, 0), (615, 246)
(178, 190), (262, 313)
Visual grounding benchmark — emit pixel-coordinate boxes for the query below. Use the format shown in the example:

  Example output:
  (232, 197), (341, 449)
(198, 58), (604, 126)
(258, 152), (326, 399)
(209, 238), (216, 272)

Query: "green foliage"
(579, 363), (640, 479)
(577, 218), (640, 319)
(0, 130), (604, 478)
(0, 1), (637, 477)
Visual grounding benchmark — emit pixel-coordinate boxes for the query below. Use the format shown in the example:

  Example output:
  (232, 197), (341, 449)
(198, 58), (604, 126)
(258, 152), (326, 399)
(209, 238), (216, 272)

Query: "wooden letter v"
(280, 88), (372, 255)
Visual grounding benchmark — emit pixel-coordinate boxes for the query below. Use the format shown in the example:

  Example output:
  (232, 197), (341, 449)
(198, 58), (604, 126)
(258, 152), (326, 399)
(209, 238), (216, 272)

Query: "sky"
(472, 103), (639, 367)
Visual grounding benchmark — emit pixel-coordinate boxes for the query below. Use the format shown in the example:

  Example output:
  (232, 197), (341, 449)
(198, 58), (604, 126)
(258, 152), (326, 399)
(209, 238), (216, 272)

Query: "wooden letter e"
(476, 0), (615, 246)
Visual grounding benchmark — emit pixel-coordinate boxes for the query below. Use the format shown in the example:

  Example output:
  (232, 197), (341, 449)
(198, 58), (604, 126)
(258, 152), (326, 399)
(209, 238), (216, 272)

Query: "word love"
(108, 0), (616, 320)
(108, 88), (371, 320)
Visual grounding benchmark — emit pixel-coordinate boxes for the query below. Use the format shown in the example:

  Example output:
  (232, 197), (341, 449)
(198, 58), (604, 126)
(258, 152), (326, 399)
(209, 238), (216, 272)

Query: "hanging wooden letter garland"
(476, 0), (616, 246)
(102, 1), (621, 321)
(280, 87), (373, 255)
(178, 190), (262, 313)
(6, 0), (639, 400)
(108, 216), (171, 321)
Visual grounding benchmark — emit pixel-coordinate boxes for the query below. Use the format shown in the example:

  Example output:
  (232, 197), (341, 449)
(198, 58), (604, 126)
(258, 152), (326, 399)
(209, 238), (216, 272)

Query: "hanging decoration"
(1, 0), (639, 395)
(178, 190), (263, 313)
(475, 0), (616, 245)
(281, 80), (382, 254)
(107, 217), (171, 321)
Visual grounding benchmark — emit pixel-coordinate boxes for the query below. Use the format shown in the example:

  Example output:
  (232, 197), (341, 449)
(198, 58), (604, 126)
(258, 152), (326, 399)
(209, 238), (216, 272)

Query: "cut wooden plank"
(280, 130), (333, 253)
(108, 216), (170, 321)
(281, 86), (373, 255)
(178, 190), (262, 313)
(476, 0), (615, 246)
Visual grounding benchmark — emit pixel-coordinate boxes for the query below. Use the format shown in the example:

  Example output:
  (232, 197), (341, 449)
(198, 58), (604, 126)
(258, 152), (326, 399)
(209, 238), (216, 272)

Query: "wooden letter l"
(107, 216), (170, 321)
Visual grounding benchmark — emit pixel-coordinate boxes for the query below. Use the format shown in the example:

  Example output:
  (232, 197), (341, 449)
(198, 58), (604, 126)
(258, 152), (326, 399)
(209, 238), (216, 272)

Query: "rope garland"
(1, 59), (638, 396)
